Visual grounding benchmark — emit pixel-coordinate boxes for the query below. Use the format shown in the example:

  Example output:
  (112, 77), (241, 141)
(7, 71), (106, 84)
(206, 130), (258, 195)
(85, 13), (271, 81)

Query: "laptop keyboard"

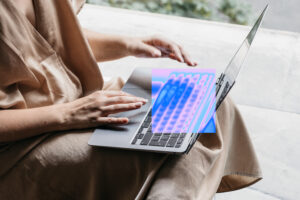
(131, 71), (215, 148)
(131, 110), (187, 148)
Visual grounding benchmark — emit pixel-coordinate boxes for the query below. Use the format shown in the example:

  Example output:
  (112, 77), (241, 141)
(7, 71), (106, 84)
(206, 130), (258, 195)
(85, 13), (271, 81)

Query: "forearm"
(0, 90), (147, 143)
(0, 104), (65, 142)
(84, 29), (130, 62)
(84, 30), (196, 66)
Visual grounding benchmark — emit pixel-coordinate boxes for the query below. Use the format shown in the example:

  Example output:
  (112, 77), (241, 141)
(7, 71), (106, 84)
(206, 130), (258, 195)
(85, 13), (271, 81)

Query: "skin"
(85, 29), (197, 66)
(0, 0), (197, 142)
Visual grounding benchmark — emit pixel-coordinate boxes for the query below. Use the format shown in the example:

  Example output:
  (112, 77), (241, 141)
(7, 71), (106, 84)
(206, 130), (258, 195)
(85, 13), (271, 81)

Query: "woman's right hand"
(0, 90), (147, 142)
(61, 90), (147, 130)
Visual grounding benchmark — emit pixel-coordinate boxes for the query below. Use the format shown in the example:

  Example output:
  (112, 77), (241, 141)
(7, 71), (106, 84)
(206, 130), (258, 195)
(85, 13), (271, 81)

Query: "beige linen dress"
(0, 0), (262, 199)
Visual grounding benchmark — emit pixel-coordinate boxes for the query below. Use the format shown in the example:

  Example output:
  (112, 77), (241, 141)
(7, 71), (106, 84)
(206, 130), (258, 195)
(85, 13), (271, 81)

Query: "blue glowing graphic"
(152, 69), (216, 134)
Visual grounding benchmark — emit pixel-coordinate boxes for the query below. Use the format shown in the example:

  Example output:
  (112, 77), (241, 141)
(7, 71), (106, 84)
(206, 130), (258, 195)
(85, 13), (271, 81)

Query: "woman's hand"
(62, 90), (147, 130)
(0, 90), (147, 142)
(125, 35), (197, 66)
(84, 30), (197, 66)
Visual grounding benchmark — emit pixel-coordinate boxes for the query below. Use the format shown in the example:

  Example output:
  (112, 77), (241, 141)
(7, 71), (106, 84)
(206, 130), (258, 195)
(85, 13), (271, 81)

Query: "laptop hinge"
(186, 133), (202, 154)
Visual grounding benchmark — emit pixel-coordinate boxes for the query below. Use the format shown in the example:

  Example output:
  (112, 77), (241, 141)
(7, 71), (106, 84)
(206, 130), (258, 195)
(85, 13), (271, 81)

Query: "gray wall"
(249, 0), (300, 33)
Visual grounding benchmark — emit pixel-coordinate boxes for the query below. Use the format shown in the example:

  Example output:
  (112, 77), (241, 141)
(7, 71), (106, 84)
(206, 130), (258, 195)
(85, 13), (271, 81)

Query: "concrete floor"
(79, 4), (300, 200)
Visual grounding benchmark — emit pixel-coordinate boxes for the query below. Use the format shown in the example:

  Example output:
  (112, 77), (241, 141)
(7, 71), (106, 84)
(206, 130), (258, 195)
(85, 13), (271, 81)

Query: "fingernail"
(153, 50), (161, 57)
(138, 98), (148, 102)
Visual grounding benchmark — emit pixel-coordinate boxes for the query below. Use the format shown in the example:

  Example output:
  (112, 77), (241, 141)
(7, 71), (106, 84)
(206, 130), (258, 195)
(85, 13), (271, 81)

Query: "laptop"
(88, 5), (268, 154)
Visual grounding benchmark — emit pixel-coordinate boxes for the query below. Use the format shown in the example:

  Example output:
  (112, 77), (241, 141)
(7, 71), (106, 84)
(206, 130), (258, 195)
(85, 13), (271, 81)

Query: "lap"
(0, 96), (261, 200)
(0, 130), (166, 200)
(146, 96), (262, 200)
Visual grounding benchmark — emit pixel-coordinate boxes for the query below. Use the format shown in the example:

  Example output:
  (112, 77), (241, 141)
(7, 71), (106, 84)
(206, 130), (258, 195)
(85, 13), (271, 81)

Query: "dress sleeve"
(0, 39), (28, 109)
(70, 0), (86, 14)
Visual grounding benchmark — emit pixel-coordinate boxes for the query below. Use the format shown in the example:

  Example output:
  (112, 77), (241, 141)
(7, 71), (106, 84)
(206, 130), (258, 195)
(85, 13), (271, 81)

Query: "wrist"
(49, 103), (70, 131)
(121, 36), (138, 57)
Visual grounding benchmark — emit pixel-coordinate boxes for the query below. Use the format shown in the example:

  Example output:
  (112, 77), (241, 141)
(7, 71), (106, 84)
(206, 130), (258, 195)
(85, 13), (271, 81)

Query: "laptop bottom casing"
(88, 85), (193, 154)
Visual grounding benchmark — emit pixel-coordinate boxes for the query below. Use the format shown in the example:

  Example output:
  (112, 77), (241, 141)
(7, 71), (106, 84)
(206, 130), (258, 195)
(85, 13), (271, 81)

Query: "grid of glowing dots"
(151, 68), (216, 134)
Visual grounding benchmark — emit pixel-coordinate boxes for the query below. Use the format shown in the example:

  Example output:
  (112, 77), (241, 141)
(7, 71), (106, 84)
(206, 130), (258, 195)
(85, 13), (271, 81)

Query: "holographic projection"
(152, 69), (216, 134)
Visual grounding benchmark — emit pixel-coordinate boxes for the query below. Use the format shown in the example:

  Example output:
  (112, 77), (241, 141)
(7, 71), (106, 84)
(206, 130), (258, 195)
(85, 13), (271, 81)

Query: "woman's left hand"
(125, 35), (197, 66)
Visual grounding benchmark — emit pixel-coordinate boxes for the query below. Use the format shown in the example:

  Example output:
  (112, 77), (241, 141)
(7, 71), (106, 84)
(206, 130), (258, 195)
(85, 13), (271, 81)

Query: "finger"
(101, 102), (143, 115)
(167, 51), (197, 67)
(167, 52), (187, 66)
(179, 46), (197, 66)
(102, 90), (134, 97)
(167, 52), (178, 60)
(97, 117), (129, 124)
(135, 43), (162, 58)
(104, 96), (148, 106)
(150, 36), (197, 66)
(151, 38), (184, 62)
(168, 44), (184, 63)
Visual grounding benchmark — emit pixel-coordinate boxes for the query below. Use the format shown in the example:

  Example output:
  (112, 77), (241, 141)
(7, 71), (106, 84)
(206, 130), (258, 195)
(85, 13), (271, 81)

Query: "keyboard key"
(149, 140), (159, 146)
(138, 134), (144, 139)
(145, 116), (151, 122)
(148, 139), (167, 147)
(166, 138), (177, 147)
(177, 138), (184, 144)
(131, 136), (138, 144)
(140, 131), (153, 145)
(144, 121), (151, 127)
(151, 135), (161, 141)
(137, 127), (143, 133)
(146, 128), (152, 134)
(158, 139), (168, 147)
(170, 133), (180, 138)
(142, 128), (148, 134)
(161, 135), (170, 141)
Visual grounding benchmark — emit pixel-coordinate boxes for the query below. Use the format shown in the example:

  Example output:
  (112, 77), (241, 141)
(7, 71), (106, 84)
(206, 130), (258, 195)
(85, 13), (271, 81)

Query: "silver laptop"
(88, 5), (268, 154)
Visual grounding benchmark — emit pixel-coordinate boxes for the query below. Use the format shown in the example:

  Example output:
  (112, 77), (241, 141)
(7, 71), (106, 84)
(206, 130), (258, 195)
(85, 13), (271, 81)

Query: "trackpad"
(88, 88), (151, 147)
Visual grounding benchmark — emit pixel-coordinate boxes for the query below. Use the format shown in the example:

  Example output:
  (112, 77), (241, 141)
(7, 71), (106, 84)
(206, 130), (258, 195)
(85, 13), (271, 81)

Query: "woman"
(0, 0), (262, 199)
